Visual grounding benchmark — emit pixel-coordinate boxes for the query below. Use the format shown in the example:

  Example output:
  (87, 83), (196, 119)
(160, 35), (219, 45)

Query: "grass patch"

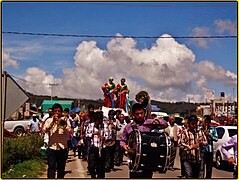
(2, 158), (47, 178)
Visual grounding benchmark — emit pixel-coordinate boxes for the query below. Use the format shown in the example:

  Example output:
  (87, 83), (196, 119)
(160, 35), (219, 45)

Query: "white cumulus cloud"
(18, 34), (237, 102)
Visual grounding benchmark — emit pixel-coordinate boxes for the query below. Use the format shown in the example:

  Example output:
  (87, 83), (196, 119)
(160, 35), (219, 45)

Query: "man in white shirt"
(165, 115), (178, 171)
(114, 113), (127, 166)
(86, 111), (107, 178)
(28, 114), (40, 133)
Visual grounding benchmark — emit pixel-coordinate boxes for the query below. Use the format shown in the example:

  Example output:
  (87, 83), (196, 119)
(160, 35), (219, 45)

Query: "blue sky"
(2, 2), (237, 102)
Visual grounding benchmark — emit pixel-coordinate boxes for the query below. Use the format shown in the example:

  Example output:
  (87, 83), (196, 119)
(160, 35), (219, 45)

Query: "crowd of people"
(38, 103), (237, 179)
(34, 77), (237, 179)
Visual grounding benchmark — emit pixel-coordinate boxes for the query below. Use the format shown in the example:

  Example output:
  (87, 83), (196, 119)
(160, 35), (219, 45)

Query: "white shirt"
(116, 119), (127, 140)
(168, 124), (174, 138)
(29, 118), (40, 132)
(42, 113), (50, 122)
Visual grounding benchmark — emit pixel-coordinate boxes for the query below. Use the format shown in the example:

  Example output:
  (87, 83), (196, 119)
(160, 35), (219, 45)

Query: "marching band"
(42, 77), (232, 179)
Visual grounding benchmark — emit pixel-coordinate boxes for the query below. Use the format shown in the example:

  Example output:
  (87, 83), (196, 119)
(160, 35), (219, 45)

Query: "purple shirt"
(221, 135), (237, 168)
(120, 118), (153, 148)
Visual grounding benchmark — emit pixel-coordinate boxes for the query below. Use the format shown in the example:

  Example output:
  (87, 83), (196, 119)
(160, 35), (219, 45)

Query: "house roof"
(41, 100), (74, 112)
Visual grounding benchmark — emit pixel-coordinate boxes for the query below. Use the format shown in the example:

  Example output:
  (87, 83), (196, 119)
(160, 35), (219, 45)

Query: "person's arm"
(120, 125), (130, 151)
(198, 130), (208, 146)
(80, 115), (85, 138)
(43, 118), (55, 132)
(65, 119), (72, 133)
(28, 120), (32, 131)
(210, 127), (218, 142)
(179, 130), (191, 150)
(221, 136), (236, 165)
(38, 119), (41, 131)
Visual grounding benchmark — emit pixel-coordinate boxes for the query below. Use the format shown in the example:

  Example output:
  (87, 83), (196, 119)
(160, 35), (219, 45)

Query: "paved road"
(40, 149), (233, 178)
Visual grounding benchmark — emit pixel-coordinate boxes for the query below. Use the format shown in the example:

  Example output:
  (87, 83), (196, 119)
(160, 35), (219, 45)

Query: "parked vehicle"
(4, 119), (31, 136)
(213, 126), (237, 169)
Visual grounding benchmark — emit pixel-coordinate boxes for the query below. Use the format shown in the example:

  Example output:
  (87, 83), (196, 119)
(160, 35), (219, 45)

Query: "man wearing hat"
(102, 77), (116, 108)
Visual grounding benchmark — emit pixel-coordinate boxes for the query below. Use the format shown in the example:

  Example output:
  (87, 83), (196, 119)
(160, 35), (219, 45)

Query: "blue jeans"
(83, 136), (91, 160)
(72, 136), (79, 153)
(184, 161), (200, 178)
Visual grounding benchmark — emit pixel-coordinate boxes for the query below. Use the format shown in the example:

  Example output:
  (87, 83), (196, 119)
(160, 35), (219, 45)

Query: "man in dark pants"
(120, 103), (162, 178)
(105, 110), (116, 172)
(87, 111), (106, 178)
(179, 115), (207, 178)
(80, 104), (95, 161)
(43, 103), (71, 178)
(199, 115), (218, 178)
(165, 116), (178, 171)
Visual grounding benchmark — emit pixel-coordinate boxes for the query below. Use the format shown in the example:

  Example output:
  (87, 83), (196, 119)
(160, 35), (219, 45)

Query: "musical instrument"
(59, 117), (67, 127)
(135, 91), (151, 118)
(127, 129), (171, 173)
(57, 117), (67, 134)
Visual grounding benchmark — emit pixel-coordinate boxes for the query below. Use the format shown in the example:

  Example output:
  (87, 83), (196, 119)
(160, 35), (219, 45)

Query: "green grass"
(2, 158), (47, 178)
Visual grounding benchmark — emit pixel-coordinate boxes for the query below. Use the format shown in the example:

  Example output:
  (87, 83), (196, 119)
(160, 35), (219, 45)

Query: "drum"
(127, 129), (171, 173)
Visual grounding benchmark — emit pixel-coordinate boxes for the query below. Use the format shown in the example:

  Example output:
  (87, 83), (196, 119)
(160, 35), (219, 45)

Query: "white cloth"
(168, 124), (174, 138)
(42, 113), (50, 122)
(29, 118), (40, 132)
(116, 119), (127, 140)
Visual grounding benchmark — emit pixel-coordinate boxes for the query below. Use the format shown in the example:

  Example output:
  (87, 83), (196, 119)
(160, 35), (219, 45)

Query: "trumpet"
(58, 117), (67, 129)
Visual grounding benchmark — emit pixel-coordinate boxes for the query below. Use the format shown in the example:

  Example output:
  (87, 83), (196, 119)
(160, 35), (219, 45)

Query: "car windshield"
(228, 129), (237, 137)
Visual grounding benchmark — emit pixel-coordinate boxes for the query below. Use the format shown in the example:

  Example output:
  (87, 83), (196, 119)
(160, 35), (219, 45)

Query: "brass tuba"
(135, 91), (151, 118)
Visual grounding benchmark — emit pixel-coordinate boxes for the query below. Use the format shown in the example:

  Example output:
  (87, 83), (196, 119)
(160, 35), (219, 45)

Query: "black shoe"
(105, 168), (111, 173)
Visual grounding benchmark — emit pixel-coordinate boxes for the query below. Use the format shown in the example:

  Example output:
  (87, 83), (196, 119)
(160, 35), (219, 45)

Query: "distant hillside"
(151, 100), (199, 116)
(26, 92), (199, 116)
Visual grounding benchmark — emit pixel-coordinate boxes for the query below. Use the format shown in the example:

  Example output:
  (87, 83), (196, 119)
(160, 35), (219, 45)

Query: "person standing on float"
(115, 78), (129, 111)
(102, 77), (116, 108)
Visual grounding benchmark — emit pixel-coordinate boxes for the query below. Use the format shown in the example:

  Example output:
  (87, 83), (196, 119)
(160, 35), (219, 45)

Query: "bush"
(3, 133), (44, 172)
(2, 158), (47, 178)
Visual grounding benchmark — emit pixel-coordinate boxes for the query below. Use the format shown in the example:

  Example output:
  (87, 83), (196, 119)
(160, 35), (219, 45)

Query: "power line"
(12, 75), (53, 86)
(2, 31), (237, 39)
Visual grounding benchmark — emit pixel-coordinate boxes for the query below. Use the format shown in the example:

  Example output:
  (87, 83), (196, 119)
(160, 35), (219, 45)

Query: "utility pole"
(49, 83), (58, 100)
(233, 87), (235, 102)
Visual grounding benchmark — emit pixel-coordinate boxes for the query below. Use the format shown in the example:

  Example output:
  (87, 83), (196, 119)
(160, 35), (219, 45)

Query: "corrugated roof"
(41, 100), (74, 112)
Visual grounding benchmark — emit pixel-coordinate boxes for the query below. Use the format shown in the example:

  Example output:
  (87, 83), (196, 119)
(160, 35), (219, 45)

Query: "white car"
(213, 126), (237, 169)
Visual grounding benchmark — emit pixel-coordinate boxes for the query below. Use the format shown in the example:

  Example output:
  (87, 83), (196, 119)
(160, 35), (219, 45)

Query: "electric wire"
(2, 31), (237, 39)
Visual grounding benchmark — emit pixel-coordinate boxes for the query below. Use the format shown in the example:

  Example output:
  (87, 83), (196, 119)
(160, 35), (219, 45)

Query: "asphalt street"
(40, 148), (233, 179)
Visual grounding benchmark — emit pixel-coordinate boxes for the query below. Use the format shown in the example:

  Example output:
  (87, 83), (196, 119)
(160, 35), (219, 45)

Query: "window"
(228, 129), (237, 137)
(216, 127), (225, 139)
